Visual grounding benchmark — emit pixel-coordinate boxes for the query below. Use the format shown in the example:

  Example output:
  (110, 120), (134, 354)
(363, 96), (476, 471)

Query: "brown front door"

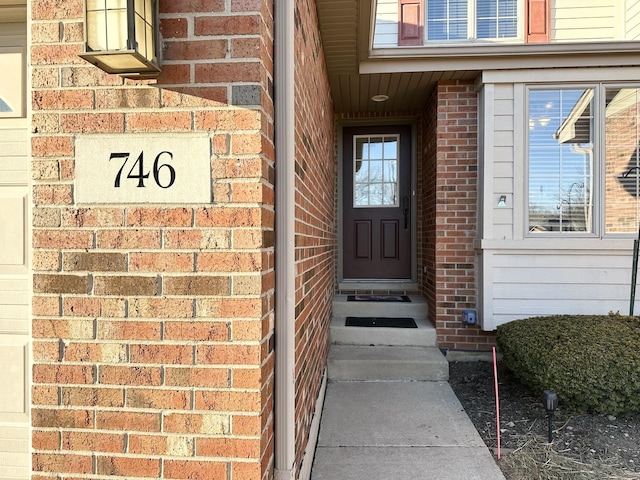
(343, 125), (412, 279)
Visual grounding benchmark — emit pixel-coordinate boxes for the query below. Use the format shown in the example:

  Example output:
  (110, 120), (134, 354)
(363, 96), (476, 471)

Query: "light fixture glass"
(80, 0), (160, 78)
(371, 94), (389, 102)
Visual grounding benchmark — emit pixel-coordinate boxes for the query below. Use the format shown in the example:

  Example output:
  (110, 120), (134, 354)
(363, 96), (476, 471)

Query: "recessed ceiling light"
(371, 94), (389, 102)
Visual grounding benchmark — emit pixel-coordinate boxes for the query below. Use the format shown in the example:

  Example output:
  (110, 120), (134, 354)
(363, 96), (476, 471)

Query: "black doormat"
(347, 294), (411, 302)
(345, 316), (417, 328)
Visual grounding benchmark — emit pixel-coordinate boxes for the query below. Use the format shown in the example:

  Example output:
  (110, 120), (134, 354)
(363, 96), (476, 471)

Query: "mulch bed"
(448, 361), (640, 480)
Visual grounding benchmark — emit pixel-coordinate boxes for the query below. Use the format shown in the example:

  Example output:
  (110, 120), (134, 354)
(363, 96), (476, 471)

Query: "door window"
(353, 135), (399, 207)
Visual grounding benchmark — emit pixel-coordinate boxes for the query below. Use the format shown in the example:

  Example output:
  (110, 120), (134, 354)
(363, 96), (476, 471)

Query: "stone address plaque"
(75, 134), (211, 204)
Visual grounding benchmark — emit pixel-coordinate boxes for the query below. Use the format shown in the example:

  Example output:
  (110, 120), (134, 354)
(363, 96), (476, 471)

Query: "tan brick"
(32, 296), (61, 316)
(63, 252), (127, 272)
(194, 390), (260, 412)
(32, 159), (60, 180)
(95, 87), (161, 109)
(32, 453), (93, 474)
(96, 229), (161, 249)
(32, 67), (60, 88)
(194, 109), (261, 131)
(33, 364), (95, 384)
(33, 184), (73, 205)
(163, 320), (229, 341)
(32, 318), (95, 340)
(129, 344), (194, 364)
(127, 434), (169, 456)
(33, 89), (94, 110)
(61, 65), (124, 88)
(33, 230), (93, 249)
(163, 39), (228, 61)
(32, 431), (60, 451)
(33, 250), (61, 271)
(33, 207), (61, 227)
(195, 206), (262, 227)
(98, 365), (162, 386)
(129, 298), (194, 318)
(63, 297), (126, 317)
(62, 21), (84, 42)
(62, 432), (125, 453)
(64, 342), (127, 363)
(197, 297), (263, 318)
(60, 387), (124, 408)
(160, 87), (227, 108)
(126, 111), (192, 132)
(129, 252), (194, 272)
(127, 207), (192, 227)
(195, 62), (261, 84)
(163, 276), (230, 295)
(61, 208), (124, 227)
(97, 320), (162, 341)
(33, 274), (89, 294)
(60, 113), (125, 133)
(126, 388), (190, 409)
(196, 437), (261, 459)
(32, 113), (60, 134)
(31, 384), (59, 406)
(164, 460), (227, 480)
(163, 229), (230, 249)
(96, 456), (161, 477)
(32, 341), (60, 362)
(93, 276), (159, 296)
(96, 411), (161, 432)
(163, 413), (230, 435)
(164, 366), (229, 388)
(231, 275), (262, 296)
(32, 409), (93, 429)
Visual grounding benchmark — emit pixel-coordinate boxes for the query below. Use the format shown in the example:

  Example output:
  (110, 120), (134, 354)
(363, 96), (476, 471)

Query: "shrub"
(496, 313), (640, 415)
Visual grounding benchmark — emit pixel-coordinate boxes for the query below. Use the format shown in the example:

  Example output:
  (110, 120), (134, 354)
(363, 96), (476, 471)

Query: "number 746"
(110, 151), (176, 189)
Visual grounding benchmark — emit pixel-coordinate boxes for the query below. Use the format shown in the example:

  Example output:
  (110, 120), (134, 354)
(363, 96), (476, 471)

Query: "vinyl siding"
(373, 0), (399, 48)
(479, 73), (638, 330)
(626, 0), (640, 40)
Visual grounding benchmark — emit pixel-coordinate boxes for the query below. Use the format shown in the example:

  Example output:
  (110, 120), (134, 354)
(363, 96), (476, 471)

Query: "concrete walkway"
(311, 381), (506, 480)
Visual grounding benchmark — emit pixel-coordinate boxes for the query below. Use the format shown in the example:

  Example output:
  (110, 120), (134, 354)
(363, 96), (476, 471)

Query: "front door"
(343, 125), (412, 279)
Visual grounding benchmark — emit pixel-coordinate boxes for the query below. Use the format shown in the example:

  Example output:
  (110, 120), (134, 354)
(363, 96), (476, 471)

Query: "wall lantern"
(79, 0), (160, 78)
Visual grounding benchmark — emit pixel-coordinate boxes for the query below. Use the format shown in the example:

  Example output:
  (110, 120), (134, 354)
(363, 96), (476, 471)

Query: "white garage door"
(0, 17), (29, 479)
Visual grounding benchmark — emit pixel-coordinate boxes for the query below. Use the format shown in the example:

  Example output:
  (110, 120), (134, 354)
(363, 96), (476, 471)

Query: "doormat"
(346, 316), (417, 328)
(347, 294), (411, 302)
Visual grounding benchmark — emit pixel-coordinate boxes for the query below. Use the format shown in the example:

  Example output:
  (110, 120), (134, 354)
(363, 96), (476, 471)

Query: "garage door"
(0, 40), (29, 480)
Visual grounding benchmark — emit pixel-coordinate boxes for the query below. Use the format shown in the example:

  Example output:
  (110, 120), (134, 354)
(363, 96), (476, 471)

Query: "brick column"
(31, 1), (275, 479)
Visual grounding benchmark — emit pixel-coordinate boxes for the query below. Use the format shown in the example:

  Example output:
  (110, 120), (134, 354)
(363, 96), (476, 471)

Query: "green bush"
(496, 313), (640, 415)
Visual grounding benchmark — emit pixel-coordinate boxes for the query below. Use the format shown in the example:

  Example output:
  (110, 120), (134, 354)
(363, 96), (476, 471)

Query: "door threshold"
(338, 280), (418, 292)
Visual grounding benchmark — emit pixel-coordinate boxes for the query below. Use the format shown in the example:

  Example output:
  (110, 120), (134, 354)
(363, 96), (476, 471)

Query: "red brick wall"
(31, 1), (276, 479)
(421, 81), (496, 351)
(293, 0), (336, 472)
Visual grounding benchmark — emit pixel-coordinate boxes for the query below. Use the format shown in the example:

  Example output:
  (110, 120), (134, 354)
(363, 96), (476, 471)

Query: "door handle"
(402, 196), (409, 229)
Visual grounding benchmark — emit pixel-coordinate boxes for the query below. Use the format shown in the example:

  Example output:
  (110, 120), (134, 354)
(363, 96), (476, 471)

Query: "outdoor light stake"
(542, 390), (558, 443)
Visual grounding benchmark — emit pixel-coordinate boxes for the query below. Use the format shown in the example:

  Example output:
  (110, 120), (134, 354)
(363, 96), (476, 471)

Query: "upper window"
(426, 0), (517, 41)
(527, 85), (640, 235)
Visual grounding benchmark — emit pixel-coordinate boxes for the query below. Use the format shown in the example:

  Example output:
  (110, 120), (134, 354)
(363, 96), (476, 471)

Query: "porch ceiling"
(316, 0), (478, 114)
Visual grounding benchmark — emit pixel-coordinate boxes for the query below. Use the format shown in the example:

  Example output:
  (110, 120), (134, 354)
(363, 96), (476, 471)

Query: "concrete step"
(328, 345), (449, 382)
(330, 315), (436, 347)
(331, 294), (433, 346)
(332, 294), (428, 320)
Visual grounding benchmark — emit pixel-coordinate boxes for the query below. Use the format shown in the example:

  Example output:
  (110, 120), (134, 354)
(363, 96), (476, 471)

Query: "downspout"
(274, 0), (296, 477)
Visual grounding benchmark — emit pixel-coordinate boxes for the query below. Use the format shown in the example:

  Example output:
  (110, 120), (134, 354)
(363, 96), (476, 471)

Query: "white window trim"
(424, 0), (523, 45)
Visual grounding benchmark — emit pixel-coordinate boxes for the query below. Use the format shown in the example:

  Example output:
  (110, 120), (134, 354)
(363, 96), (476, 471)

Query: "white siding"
(487, 251), (633, 327)
(479, 70), (640, 331)
(626, 0), (640, 40)
(552, 0), (619, 42)
(373, 0), (399, 48)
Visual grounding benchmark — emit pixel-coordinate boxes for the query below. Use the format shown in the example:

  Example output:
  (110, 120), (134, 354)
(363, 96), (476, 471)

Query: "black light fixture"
(542, 390), (558, 443)
(79, 0), (161, 78)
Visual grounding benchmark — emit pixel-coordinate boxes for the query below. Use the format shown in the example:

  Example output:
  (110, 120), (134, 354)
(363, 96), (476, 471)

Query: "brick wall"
(31, 1), (276, 479)
(293, 0), (336, 472)
(421, 81), (496, 351)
